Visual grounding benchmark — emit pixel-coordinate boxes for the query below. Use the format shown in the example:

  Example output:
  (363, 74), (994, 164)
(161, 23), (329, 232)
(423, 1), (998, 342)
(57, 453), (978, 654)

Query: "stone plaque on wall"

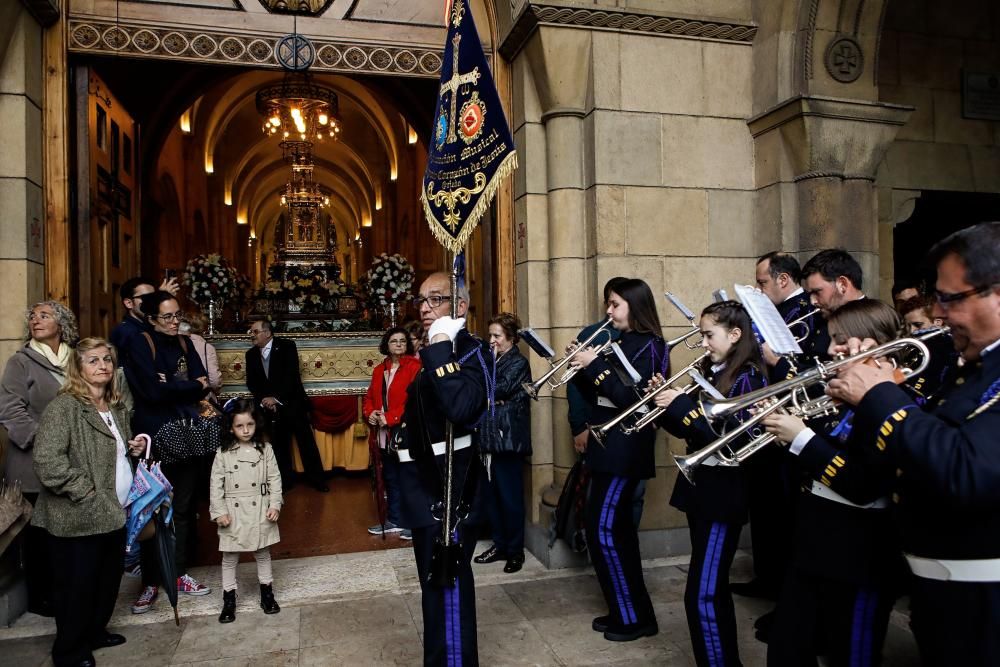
(963, 71), (1000, 121)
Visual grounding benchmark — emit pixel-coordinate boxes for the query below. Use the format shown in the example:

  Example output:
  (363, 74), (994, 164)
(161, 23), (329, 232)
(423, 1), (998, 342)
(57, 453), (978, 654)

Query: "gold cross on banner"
(440, 34), (481, 144)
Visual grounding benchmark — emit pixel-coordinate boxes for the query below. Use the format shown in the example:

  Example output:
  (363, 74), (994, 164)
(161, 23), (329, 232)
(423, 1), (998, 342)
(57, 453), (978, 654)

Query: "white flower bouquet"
(182, 253), (238, 305)
(364, 253), (415, 307)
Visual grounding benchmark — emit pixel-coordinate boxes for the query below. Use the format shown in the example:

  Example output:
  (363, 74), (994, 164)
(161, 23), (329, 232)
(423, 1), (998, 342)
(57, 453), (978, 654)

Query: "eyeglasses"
(248, 329), (266, 336)
(412, 295), (452, 309)
(933, 285), (993, 307)
(388, 338), (407, 345)
(155, 312), (182, 322)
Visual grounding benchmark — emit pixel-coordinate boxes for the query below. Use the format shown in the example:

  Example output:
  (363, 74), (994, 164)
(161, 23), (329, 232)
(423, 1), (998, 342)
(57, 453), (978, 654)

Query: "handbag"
(153, 415), (223, 463)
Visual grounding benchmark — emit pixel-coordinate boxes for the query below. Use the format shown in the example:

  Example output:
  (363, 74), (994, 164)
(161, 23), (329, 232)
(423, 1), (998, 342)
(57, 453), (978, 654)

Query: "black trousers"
(20, 492), (53, 614)
(411, 524), (479, 666)
(485, 454), (526, 555)
(586, 473), (655, 630)
(48, 528), (125, 667)
(744, 449), (794, 592)
(269, 403), (324, 484)
(909, 578), (1000, 667)
(142, 460), (199, 586)
(684, 515), (744, 667)
(768, 569), (893, 667)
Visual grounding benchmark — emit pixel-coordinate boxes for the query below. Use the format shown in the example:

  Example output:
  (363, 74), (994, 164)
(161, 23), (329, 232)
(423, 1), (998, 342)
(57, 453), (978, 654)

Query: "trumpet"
(787, 308), (821, 343)
(673, 332), (940, 482)
(591, 352), (710, 445)
(522, 317), (616, 400)
(666, 326), (703, 349)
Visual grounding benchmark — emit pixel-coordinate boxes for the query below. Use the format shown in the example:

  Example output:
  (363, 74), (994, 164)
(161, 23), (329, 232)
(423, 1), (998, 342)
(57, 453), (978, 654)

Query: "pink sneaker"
(131, 586), (158, 614)
(177, 574), (211, 596)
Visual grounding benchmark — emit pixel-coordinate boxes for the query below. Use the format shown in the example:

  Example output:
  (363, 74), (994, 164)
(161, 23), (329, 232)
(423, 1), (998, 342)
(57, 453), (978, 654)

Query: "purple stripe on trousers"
(697, 522), (727, 667)
(604, 477), (637, 624)
(850, 587), (879, 667)
(598, 477), (635, 624)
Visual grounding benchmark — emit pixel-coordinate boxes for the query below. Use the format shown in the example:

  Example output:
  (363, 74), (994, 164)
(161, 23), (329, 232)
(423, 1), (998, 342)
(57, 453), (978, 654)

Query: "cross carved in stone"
(441, 33), (481, 144)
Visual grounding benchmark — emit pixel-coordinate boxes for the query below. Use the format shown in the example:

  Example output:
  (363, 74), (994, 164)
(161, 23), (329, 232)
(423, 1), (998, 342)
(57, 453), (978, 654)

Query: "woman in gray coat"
(32, 338), (146, 667)
(0, 300), (78, 616)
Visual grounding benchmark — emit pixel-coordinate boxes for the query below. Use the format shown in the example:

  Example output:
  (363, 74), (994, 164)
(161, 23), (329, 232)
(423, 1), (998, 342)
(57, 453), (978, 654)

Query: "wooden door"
(74, 67), (140, 338)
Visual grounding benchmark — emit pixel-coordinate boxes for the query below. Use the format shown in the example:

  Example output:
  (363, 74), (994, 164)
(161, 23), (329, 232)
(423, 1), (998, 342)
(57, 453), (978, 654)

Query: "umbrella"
(150, 508), (181, 626)
(124, 438), (173, 554)
(368, 433), (388, 539)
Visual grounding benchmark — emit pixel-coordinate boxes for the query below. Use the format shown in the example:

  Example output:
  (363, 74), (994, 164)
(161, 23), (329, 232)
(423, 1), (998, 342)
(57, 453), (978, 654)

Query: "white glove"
(428, 316), (465, 343)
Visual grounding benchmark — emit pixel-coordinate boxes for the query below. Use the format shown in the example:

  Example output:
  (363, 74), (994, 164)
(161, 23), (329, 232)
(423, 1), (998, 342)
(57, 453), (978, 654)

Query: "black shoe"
(604, 622), (659, 642)
(503, 552), (525, 573)
(72, 659), (96, 667)
(730, 579), (778, 600)
(592, 615), (611, 633)
(260, 583), (281, 614)
(754, 610), (775, 643)
(90, 633), (126, 649)
(219, 589), (236, 624)
(473, 544), (506, 564)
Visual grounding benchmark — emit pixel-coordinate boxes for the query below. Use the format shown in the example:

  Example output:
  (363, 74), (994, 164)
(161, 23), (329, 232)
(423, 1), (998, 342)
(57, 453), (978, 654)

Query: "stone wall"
(0, 5), (45, 366)
(875, 0), (1000, 297)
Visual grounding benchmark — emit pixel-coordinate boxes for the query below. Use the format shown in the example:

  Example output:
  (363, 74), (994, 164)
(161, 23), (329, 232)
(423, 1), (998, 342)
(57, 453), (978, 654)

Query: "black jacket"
(573, 331), (663, 479)
(662, 362), (767, 524)
(852, 347), (1000, 560)
(110, 314), (149, 368)
(123, 331), (209, 437)
(480, 346), (531, 456)
(396, 330), (489, 529)
(245, 337), (309, 409)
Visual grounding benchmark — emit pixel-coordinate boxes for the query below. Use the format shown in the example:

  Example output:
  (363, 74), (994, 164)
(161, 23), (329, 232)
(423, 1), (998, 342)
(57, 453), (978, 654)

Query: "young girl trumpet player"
(569, 278), (667, 642)
(760, 299), (907, 666)
(652, 300), (767, 667)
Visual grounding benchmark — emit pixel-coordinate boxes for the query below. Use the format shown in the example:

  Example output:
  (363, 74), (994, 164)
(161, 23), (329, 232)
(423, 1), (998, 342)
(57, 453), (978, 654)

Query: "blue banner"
(421, 0), (517, 254)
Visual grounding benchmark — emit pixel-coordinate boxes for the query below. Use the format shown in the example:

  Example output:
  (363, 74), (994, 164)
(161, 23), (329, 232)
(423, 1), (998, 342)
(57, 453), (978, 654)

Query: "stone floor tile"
(477, 620), (562, 666)
(170, 607), (300, 663)
(502, 574), (607, 621)
(0, 634), (51, 667)
(171, 650), (299, 667)
(299, 594), (413, 648)
(401, 589), (424, 633)
(533, 612), (690, 665)
(94, 619), (186, 667)
(298, 624), (423, 666)
(475, 584), (527, 626)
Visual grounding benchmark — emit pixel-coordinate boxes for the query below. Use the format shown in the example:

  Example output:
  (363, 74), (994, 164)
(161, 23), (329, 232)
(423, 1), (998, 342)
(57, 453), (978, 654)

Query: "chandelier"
(256, 76), (341, 146)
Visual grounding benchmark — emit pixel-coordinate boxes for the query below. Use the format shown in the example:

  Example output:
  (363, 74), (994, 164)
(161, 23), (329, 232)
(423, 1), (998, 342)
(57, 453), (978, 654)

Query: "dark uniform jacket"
(245, 337), (310, 409)
(573, 331), (663, 480)
(123, 331), (209, 438)
(396, 330), (489, 529)
(770, 291), (829, 383)
(906, 329), (960, 405)
(479, 346), (531, 457)
(851, 345), (1000, 561)
(790, 406), (903, 586)
(662, 362), (767, 524)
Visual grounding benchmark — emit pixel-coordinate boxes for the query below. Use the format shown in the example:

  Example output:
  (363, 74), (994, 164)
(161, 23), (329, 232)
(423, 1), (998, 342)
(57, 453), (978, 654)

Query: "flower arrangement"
(182, 254), (237, 305)
(364, 253), (415, 307)
(264, 264), (348, 313)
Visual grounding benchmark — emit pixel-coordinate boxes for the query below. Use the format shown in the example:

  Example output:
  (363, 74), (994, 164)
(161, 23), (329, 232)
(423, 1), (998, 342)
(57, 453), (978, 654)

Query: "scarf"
(28, 339), (71, 385)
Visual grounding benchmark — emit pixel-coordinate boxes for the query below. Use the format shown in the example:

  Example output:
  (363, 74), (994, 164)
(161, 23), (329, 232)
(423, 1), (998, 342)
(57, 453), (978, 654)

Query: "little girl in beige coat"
(209, 399), (283, 623)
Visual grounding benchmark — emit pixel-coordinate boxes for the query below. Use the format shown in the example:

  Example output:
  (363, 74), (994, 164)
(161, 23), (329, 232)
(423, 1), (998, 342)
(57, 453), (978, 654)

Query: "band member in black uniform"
(761, 299), (907, 667)
(395, 272), (490, 666)
(826, 222), (1000, 666)
(801, 249), (867, 320)
(569, 278), (666, 642)
(740, 252), (829, 606)
(897, 295), (959, 404)
(652, 301), (767, 667)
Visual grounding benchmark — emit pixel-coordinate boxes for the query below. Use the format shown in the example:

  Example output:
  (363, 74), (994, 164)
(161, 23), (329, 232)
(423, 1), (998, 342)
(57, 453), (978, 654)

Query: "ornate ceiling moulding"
(67, 20), (443, 79)
(258, 0), (335, 16)
(500, 3), (757, 60)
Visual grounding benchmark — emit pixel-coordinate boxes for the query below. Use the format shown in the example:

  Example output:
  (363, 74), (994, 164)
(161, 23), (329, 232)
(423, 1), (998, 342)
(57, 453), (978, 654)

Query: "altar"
(211, 331), (384, 472)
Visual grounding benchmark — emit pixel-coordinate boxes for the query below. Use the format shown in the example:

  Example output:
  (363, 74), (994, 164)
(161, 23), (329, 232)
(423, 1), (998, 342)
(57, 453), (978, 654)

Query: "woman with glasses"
(121, 290), (214, 613)
(0, 301), (79, 617)
(362, 327), (421, 539)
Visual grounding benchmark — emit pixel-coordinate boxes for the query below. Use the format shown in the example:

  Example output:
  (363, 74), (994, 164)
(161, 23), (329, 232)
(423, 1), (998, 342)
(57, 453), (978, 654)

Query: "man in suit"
(245, 320), (328, 492)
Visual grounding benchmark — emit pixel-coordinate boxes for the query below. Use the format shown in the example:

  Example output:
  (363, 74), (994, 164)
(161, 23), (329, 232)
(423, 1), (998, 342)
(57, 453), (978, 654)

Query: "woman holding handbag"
(121, 290), (214, 613)
(362, 327), (421, 539)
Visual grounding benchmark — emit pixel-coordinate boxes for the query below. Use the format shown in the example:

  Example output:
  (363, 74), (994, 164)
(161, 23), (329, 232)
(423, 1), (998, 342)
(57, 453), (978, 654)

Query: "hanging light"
(256, 75), (341, 153)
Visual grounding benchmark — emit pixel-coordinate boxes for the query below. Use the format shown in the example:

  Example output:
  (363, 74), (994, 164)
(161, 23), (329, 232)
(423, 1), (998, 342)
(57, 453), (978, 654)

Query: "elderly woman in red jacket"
(363, 327), (421, 539)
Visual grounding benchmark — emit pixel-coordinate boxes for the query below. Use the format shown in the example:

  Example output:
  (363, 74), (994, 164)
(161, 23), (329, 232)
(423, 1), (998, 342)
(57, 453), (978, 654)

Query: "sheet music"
(609, 342), (643, 385)
(665, 291), (696, 322)
(732, 284), (803, 356)
(687, 369), (725, 401)
(518, 328), (555, 359)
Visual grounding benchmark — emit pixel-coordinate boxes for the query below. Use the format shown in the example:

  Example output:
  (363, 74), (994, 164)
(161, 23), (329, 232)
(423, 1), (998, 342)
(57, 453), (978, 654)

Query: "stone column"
(749, 96), (913, 287)
(0, 5), (45, 365)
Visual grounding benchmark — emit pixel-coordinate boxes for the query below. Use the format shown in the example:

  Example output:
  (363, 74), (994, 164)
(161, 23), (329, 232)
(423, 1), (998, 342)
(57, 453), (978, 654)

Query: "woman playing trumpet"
(652, 300), (767, 667)
(760, 299), (907, 667)
(568, 278), (666, 642)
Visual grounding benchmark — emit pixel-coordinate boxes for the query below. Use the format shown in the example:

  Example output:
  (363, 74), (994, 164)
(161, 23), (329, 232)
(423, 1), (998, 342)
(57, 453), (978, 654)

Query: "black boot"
(218, 589), (236, 624)
(260, 583), (280, 614)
